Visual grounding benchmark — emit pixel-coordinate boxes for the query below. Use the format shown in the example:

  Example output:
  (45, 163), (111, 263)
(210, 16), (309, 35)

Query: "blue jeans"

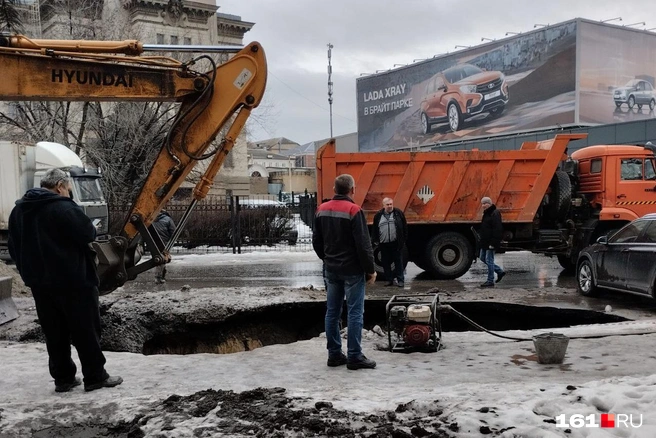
(323, 267), (365, 360)
(480, 249), (503, 283)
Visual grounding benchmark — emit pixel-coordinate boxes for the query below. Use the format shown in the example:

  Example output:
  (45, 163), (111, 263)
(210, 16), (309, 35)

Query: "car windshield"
(444, 65), (483, 83)
(624, 79), (641, 87)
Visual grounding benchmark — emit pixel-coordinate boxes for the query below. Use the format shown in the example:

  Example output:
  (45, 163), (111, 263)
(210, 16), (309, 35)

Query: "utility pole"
(327, 43), (334, 138)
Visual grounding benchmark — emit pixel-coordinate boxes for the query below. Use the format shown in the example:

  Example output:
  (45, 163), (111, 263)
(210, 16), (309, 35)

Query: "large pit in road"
(1, 288), (631, 355)
(84, 298), (634, 355)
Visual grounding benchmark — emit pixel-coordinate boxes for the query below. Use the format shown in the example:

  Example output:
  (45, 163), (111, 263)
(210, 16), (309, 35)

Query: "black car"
(576, 214), (656, 299)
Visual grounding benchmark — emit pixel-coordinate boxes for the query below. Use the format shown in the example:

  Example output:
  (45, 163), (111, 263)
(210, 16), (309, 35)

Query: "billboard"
(578, 21), (656, 125)
(357, 21), (577, 152)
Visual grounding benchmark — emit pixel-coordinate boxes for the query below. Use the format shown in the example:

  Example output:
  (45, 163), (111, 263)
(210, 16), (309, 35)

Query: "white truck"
(0, 140), (108, 260)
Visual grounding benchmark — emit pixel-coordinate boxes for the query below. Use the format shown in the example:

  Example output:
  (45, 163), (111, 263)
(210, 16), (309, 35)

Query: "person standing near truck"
(152, 210), (176, 284)
(372, 197), (408, 287)
(478, 197), (506, 288)
(312, 174), (377, 370)
(8, 168), (123, 392)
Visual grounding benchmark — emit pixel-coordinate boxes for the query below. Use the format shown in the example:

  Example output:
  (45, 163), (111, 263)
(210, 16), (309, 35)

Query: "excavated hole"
(139, 300), (628, 355)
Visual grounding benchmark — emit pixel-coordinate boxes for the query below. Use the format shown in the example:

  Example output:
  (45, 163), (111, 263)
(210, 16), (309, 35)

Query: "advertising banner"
(579, 21), (656, 125)
(357, 21), (577, 151)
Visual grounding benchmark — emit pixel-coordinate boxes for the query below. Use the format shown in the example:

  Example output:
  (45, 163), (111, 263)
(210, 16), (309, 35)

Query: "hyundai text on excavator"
(0, 34), (267, 294)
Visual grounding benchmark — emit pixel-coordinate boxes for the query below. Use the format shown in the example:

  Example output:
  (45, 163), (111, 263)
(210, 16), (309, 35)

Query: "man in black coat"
(152, 210), (176, 284)
(372, 198), (408, 287)
(8, 168), (122, 392)
(478, 197), (506, 287)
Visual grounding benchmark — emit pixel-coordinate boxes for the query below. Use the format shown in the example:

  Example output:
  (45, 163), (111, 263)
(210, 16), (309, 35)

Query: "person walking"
(372, 197), (408, 287)
(478, 196), (506, 288)
(8, 168), (123, 392)
(152, 210), (176, 284)
(312, 174), (377, 370)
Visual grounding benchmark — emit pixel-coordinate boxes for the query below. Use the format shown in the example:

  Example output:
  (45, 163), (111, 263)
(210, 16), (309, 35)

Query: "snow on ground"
(1, 318), (656, 436)
(2, 251), (656, 436)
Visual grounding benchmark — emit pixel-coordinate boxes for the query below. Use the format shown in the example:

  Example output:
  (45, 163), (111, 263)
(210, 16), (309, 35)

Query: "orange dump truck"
(316, 134), (656, 279)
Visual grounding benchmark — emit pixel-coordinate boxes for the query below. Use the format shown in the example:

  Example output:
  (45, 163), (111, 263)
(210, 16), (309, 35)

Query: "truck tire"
(424, 231), (473, 279)
(546, 171), (571, 222)
(374, 244), (409, 280)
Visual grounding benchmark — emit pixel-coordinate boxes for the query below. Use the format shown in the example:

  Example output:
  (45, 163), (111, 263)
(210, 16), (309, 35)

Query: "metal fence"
(109, 193), (318, 253)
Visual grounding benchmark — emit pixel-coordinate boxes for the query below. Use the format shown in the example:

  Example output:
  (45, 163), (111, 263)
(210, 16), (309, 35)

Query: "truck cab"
(572, 145), (656, 223)
(0, 141), (108, 260)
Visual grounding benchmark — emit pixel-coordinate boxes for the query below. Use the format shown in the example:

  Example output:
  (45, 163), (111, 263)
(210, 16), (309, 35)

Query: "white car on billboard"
(613, 79), (656, 110)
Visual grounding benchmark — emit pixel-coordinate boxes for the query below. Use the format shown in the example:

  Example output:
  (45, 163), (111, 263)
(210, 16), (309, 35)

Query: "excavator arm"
(0, 34), (267, 293)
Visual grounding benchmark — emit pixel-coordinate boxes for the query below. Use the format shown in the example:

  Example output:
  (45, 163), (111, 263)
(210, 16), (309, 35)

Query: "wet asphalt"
(122, 251), (656, 321)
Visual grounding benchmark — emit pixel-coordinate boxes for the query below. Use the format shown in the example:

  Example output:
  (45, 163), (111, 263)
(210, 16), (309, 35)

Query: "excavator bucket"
(0, 276), (19, 325)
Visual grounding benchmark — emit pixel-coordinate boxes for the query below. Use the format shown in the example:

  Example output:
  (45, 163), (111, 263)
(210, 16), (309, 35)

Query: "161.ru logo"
(556, 413), (643, 428)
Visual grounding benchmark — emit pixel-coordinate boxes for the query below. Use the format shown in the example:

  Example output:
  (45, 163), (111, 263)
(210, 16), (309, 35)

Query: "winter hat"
(481, 197), (492, 205)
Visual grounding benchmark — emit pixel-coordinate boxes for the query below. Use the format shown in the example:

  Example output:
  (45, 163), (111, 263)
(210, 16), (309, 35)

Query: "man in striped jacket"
(312, 174), (377, 370)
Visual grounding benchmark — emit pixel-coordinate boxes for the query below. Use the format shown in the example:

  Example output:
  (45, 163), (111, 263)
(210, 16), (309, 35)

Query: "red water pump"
(386, 293), (442, 353)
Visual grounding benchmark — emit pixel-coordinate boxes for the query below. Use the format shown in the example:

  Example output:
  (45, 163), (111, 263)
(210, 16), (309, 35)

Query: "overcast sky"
(219, 0), (656, 146)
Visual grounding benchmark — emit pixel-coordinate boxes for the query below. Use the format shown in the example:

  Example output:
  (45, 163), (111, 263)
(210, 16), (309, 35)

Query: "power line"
(268, 70), (356, 123)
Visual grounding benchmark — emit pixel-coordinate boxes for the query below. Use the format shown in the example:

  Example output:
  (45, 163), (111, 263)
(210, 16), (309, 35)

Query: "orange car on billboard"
(420, 64), (509, 133)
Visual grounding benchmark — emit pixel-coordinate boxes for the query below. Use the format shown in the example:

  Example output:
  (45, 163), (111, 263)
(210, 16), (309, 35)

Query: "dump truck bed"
(316, 134), (586, 224)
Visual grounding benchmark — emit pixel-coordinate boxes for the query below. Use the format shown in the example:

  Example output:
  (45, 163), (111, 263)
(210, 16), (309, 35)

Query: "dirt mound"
(30, 387), (469, 437)
(0, 261), (30, 297)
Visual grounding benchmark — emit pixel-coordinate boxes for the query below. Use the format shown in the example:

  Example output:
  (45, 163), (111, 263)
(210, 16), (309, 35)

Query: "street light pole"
(327, 43), (334, 138)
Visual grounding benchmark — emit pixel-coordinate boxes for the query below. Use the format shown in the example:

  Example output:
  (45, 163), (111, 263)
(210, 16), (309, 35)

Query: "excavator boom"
(0, 34), (267, 293)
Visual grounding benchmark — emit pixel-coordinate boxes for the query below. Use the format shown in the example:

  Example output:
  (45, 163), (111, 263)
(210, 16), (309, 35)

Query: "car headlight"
(460, 85), (477, 93)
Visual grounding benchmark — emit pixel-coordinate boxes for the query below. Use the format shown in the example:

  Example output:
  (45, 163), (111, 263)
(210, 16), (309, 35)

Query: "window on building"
(171, 35), (179, 45)
(156, 34), (164, 44)
(184, 37), (191, 45)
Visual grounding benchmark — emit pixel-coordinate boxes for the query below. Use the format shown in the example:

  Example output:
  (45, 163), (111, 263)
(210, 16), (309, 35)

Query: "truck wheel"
(546, 171), (571, 222)
(576, 259), (598, 296)
(424, 231), (473, 279)
(557, 254), (575, 272)
(374, 244), (409, 280)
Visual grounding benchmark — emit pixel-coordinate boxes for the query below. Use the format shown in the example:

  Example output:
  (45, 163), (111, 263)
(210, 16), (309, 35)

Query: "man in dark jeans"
(372, 197), (408, 287)
(478, 196), (506, 288)
(313, 174), (377, 370)
(8, 168), (123, 392)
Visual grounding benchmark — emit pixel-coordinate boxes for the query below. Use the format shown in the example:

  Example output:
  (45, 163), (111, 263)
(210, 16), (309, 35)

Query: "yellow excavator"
(0, 34), (267, 294)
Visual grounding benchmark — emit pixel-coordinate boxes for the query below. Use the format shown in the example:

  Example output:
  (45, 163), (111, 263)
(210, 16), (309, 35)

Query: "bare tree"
(84, 102), (177, 205)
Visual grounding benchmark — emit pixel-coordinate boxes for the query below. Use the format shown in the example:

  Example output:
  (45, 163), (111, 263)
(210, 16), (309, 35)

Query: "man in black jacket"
(313, 174), (377, 370)
(152, 210), (176, 284)
(8, 169), (122, 392)
(372, 198), (408, 287)
(478, 197), (506, 287)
